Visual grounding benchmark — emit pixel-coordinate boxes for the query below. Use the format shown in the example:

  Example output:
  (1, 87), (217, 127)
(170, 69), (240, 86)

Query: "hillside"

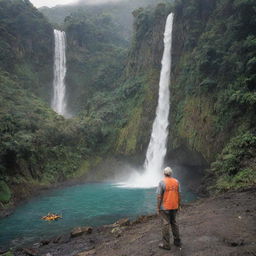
(0, 0), (118, 209)
(0, 0), (256, 211)
(170, 0), (256, 191)
(0, 0), (53, 101)
(114, 0), (256, 191)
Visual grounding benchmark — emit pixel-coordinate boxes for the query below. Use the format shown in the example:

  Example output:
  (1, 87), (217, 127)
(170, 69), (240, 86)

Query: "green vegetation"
(114, 4), (173, 156)
(0, 0), (255, 208)
(1, 251), (14, 256)
(0, 0), (171, 206)
(169, 0), (256, 191)
(0, 69), (109, 204)
(0, 181), (11, 204)
(0, 0), (53, 102)
(212, 132), (256, 191)
(40, 0), (172, 39)
(0, 0), (128, 205)
(64, 11), (128, 114)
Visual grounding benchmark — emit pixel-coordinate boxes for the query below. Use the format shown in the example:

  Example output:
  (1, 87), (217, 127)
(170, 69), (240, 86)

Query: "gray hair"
(163, 167), (173, 177)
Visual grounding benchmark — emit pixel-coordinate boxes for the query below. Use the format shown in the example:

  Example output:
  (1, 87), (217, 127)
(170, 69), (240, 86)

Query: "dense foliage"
(0, 68), (110, 205)
(0, 0), (126, 206)
(0, 0), (173, 207)
(0, 0), (53, 101)
(170, 0), (256, 190)
(212, 132), (256, 191)
(40, 0), (171, 39)
(1, 0), (255, 207)
(64, 11), (128, 114)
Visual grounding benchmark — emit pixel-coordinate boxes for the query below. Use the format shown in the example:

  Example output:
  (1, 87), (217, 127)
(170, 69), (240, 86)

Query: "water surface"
(0, 182), (196, 247)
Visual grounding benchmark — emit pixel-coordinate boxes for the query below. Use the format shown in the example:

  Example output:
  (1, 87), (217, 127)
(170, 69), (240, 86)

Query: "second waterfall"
(52, 29), (67, 116)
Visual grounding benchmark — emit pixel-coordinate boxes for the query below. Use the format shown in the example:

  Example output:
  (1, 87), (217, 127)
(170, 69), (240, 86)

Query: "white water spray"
(118, 13), (174, 188)
(52, 29), (67, 116)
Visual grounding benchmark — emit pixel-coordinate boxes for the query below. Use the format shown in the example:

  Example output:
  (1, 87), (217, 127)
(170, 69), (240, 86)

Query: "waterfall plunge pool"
(0, 181), (196, 248)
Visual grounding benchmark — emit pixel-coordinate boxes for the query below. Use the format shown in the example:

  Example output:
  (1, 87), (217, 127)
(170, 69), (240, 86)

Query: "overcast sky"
(30, 0), (122, 8)
(30, 0), (77, 8)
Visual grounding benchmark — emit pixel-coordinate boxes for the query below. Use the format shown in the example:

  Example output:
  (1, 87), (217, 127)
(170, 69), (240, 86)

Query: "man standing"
(156, 166), (181, 250)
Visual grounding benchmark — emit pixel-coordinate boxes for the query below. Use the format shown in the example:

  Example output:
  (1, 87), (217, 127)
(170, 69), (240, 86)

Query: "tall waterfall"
(118, 13), (174, 188)
(142, 13), (174, 186)
(52, 29), (67, 116)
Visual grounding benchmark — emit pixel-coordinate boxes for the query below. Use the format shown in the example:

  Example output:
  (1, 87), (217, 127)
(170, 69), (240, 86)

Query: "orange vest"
(163, 177), (179, 210)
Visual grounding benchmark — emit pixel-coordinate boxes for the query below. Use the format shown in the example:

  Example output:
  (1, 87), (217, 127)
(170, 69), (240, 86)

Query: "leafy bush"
(211, 132), (256, 191)
(0, 181), (11, 204)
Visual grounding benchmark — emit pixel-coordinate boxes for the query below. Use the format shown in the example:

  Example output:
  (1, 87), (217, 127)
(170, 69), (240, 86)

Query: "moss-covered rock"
(1, 252), (14, 256)
(0, 181), (11, 204)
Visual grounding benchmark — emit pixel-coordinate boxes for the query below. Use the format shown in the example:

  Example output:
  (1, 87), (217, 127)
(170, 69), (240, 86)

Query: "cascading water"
(118, 13), (174, 188)
(52, 29), (67, 116)
(142, 13), (174, 186)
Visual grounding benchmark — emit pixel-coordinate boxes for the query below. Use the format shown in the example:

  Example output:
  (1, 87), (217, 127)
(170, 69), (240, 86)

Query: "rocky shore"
(1, 187), (255, 256)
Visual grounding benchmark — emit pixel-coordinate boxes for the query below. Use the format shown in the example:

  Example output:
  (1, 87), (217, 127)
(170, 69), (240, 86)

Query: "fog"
(30, 0), (124, 8)
(78, 0), (122, 4)
(30, 0), (78, 8)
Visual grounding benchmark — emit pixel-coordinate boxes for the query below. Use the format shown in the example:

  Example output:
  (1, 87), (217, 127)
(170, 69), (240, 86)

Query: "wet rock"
(0, 248), (8, 254)
(40, 240), (50, 246)
(132, 215), (155, 225)
(52, 235), (61, 243)
(111, 227), (124, 237)
(0, 252), (14, 256)
(71, 226), (93, 238)
(89, 238), (95, 244)
(58, 233), (71, 243)
(22, 248), (38, 256)
(52, 233), (71, 244)
(32, 243), (40, 249)
(114, 218), (130, 227)
(75, 249), (96, 256)
(102, 223), (116, 229)
(223, 238), (245, 247)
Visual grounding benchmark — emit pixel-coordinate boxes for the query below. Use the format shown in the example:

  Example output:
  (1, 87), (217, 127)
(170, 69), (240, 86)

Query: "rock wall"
(116, 0), (256, 192)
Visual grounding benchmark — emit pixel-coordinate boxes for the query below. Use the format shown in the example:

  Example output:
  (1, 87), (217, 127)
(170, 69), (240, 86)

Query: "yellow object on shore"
(41, 213), (62, 221)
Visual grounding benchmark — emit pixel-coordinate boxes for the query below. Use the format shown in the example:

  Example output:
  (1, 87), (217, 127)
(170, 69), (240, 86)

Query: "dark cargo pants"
(160, 209), (180, 248)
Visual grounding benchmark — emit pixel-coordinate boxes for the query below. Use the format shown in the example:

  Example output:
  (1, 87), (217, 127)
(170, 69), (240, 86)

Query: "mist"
(30, 0), (124, 8)
(78, 0), (122, 5)
(30, 0), (78, 8)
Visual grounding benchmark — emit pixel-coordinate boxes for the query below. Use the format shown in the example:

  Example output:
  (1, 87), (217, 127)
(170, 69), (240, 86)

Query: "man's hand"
(157, 194), (163, 215)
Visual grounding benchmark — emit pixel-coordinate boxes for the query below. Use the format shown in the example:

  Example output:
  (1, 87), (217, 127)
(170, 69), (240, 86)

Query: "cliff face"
(169, 0), (256, 191)
(117, 0), (256, 190)
(115, 4), (172, 159)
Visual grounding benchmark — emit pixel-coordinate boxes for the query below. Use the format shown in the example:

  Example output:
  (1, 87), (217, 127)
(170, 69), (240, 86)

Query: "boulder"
(71, 226), (93, 238)
(22, 248), (38, 256)
(0, 248), (8, 254)
(115, 218), (130, 227)
(52, 233), (71, 244)
(0, 250), (13, 256)
(131, 215), (155, 225)
(111, 227), (123, 238)
(40, 240), (50, 246)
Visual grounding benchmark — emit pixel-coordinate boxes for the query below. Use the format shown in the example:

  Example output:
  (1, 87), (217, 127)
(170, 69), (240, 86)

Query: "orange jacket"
(163, 177), (179, 210)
